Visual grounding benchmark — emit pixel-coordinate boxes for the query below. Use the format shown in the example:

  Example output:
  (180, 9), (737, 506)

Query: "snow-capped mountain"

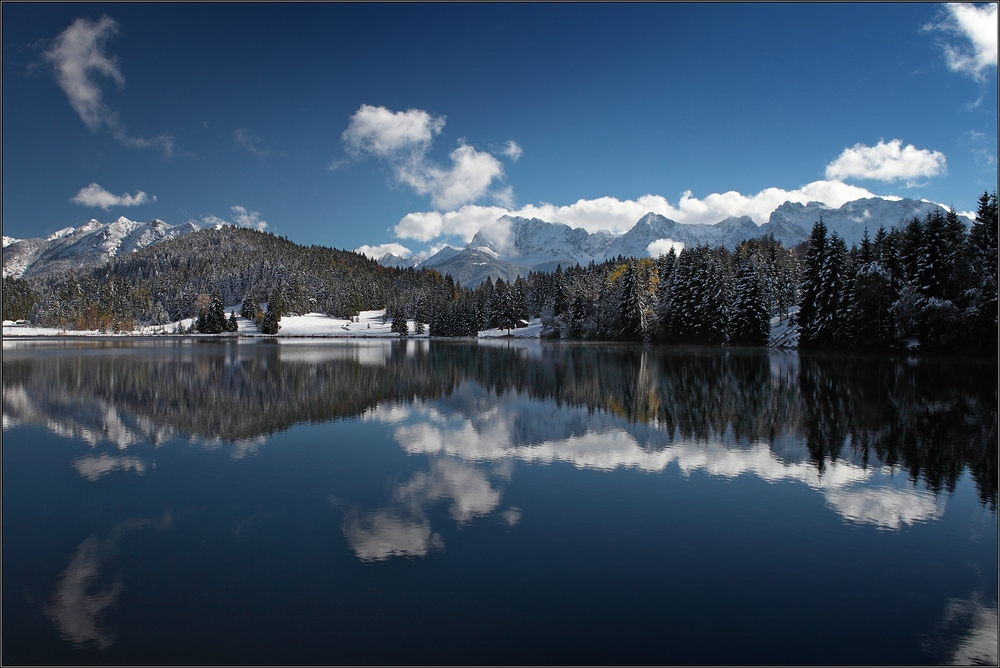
(468, 216), (617, 269)
(3, 216), (201, 279)
(767, 197), (960, 246)
(375, 196), (967, 287)
(604, 213), (765, 259)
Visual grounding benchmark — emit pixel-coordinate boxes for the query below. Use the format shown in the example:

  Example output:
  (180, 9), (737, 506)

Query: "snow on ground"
(3, 310), (433, 339)
(768, 306), (799, 348)
(477, 319), (542, 338)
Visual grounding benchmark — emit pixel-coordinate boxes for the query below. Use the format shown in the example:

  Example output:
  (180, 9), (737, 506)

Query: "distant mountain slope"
(767, 197), (959, 245)
(2, 216), (201, 279)
(375, 196), (967, 287)
(469, 216), (616, 267)
(421, 248), (526, 287)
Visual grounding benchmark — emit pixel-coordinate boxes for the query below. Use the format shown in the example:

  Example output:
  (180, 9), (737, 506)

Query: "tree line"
(4, 191), (996, 351)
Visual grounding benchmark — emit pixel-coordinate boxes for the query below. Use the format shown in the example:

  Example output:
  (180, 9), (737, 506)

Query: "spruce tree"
(730, 262), (770, 346)
(967, 191), (999, 350)
(618, 260), (649, 342)
(797, 219), (828, 348)
(391, 307), (409, 335)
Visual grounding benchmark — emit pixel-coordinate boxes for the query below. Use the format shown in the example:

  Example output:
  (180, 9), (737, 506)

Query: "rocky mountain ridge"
(378, 196), (962, 286)
(3, 216), (203, 279)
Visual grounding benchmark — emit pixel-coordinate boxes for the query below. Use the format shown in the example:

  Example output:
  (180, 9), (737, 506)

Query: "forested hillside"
(4, 192), (996, 352)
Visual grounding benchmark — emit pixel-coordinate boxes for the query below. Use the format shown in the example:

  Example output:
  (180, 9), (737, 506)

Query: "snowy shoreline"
(3, 308), (796, 346)
(2, 309), (543, 340)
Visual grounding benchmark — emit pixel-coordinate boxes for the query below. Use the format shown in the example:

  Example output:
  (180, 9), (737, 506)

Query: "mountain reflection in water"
(2, 339), (997, 665)
(4, 339), (995, 515)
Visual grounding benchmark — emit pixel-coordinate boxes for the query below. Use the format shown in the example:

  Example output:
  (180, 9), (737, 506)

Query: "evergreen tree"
(966, 191), (998, 350)
(850, 254), (896, 350)
(729, 261), (770, 346)
(815, 233), (849, 347)
(391, 307), (409, 335)
(618, 260), (649, 342)
(241, 291), (259, 320)
(797, 219), (829, 348)
(491, 279), (517, 333)
(2, 276), (37, 321)
(259, 288), (283, 334)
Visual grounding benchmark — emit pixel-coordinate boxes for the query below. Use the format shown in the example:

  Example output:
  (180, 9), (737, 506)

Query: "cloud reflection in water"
(370, 397), (947, 531)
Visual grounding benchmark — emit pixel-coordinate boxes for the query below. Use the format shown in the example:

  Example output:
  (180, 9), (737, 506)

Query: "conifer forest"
(4, 191), (996, 353)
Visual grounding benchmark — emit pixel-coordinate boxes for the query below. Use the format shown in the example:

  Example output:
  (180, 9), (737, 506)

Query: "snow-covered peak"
(473, 246), (500, 259)
(3, 216), (202, 279)
(3, 236), (21, 248)
(46, 227), (77, 241)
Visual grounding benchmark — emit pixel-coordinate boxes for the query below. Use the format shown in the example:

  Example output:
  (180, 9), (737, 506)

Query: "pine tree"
(259, 288), (283, 334)
(391, 306), (409, 335)
(966, 191), (998, 350)
(241, 291), (259, 319)
(797, 219), (829, 348)
(814, 233), (849, 347)
(729, 261), (770, 346)
(617, 261), (648, 341)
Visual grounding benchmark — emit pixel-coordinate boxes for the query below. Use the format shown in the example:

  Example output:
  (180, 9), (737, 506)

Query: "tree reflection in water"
(3, 339), (996, 509)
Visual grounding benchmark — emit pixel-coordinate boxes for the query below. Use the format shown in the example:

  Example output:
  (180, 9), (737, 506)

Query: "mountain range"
(3, 197), (965, 286)
(379, 197), (962, 286)
(3, 216), (204, 280)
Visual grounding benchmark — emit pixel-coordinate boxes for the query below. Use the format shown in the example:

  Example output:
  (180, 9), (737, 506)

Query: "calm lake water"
(2, 338), (996, 665)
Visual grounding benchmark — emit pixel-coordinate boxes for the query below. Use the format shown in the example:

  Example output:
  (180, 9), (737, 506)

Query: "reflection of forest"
(3, 340), (996, 508)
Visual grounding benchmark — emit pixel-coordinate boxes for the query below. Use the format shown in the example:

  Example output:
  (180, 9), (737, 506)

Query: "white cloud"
(646, 239), (684, 257)
(393, 180), (883, 243)
(234, 128), (279, 156)
(43, 16), (176, 156)
(825, 139), (947, 184)
(42, 16), (122, 133)
(230, 206), (268, 231)
(500, 140), (523, 162)
(355, 242), (412, 259)
(70, 183), (155, 209)
(198, 206), (269, 231)
(340, 104), (512, 210)
(925, 3), (998, 80)
(342, 104), (445, 158)
(395, 204), (511, 242)
(403, 142), (505, 210)
(972, 147), (997, 167)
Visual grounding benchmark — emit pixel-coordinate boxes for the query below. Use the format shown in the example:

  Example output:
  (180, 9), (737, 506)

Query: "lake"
(2, 338), (996, 665)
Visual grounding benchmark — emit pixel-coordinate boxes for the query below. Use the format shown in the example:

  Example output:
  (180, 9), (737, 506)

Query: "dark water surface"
(3, 338), (996, 665)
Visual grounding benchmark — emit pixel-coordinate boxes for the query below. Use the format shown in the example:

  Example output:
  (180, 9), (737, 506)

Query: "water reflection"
(3, 339), (995, 513)
(45, 515), (170, 649)
(925, 594), (1000, 665)
(3, 339), (996, 663)
(339, 457), (507, 561)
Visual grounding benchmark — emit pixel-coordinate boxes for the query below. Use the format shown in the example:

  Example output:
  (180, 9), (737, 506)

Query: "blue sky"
(3, 3), (996, 258)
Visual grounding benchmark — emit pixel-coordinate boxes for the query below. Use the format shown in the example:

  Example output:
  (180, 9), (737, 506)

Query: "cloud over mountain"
(340, 104), (517, 210)
(70, 183), (155, 209)
(825, 139), (947, 185)
(392, 179), (885, 244)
